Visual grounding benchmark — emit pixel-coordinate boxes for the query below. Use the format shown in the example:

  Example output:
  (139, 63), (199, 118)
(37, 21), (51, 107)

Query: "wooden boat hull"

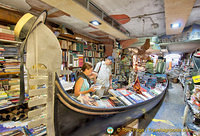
(54, 75), (168, 136)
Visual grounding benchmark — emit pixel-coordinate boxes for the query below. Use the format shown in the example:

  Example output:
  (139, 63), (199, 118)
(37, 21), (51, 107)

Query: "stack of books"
(0, 27), (15, 41)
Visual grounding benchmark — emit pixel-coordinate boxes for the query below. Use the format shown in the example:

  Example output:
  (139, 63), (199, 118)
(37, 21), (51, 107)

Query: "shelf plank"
(0, 39), (22, 44)
(29, 78), (48, 86)
(28, 116), (47, 129)
(29, 88), (48, 97)
(28, 107), (47, 118)
(28, 97), (47, 108)
(0, 101), (28, 111)
(68, 50), (83, 52)
(0, 104), (17, 111)
(85, 57), (104, 58)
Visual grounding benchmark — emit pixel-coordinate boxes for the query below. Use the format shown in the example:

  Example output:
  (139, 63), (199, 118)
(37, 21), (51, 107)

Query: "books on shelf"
(0, 28), (15, 41)
(60, 40), (68, 49)
(68, 52), (73, 67)
(73, 58), (79, 67)
(78, 54), (83, 67)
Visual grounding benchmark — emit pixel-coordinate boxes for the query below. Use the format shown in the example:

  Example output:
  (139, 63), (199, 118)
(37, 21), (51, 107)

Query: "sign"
(192, 75), (200, 83)
(133, 76), (142, 94)
(107, 127), (114, 134)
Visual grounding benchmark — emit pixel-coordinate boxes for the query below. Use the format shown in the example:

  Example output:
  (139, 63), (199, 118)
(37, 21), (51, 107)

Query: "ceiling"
(0, 0), (200, 53)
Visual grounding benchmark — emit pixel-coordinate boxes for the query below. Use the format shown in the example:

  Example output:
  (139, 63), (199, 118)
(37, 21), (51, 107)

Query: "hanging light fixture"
(170, 23), (181, 29)
(89, 20), (101, 26)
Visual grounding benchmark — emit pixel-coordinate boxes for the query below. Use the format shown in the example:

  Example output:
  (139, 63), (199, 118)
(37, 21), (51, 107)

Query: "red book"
(107, 99), (115, 107)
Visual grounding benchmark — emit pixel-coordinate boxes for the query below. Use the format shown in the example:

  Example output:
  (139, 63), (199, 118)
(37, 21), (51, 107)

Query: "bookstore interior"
(0, 0), (200, 136)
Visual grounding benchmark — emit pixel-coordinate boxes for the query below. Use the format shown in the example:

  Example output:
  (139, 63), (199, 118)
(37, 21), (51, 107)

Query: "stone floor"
(139, 82), (185, 136)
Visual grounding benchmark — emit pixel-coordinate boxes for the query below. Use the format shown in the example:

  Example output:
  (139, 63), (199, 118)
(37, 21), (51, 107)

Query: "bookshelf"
(58, 35), (105, 70)
(0, 37), (22, 110)
(0, 20), (47, 136)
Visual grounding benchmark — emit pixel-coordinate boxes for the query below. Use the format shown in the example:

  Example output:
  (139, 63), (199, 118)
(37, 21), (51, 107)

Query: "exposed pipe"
(118, 4), (200, 21)
(117, 11), (164, 22)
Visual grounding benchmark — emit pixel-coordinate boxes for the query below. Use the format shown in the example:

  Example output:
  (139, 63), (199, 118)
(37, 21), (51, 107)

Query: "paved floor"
(140, 82), (185, 136)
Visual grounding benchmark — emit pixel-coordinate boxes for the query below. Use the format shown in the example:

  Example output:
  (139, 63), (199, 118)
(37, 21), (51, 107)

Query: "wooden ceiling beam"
(164, 0), (196, 35)
(41, 0), (129, 40)
(0, 7), (23, 25)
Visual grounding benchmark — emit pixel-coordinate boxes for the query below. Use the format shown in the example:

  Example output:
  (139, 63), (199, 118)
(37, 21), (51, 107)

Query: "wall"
(105, 44), (113, 56)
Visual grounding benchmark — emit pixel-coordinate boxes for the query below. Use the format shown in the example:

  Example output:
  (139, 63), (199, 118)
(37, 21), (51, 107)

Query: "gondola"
(15, 11), (168, 136)
(54, 74), (168, 136)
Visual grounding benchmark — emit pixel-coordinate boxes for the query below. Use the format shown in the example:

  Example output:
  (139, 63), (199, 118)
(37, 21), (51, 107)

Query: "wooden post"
(46, 72), (55, 135)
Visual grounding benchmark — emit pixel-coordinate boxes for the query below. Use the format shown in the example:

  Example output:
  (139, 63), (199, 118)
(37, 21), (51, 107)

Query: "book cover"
(142, 92), (153, 99)
(100, 99), (113, 108)
(136, 93), (148, 101)
(129, 94), (143, 103)
(109, 96), (124, 106)
(116, 88), (131, 96)
(118, 96), (132, 106)
(125, 96), (137, 104)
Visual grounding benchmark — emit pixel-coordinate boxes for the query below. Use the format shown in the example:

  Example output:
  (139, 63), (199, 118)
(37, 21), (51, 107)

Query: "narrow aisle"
(141, 82), (185, 136)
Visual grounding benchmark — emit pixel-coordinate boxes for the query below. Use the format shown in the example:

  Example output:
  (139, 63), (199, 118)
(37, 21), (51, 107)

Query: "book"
(136, 93), (148, 101)
(116, 88), (131, 96)
(108, 89), (121, 97)
(100, 98), (113, 107)
(149, 89), (159, 96)
(107, 99), (115, 107)
(129, 94), (143, 103)
(109, 96), (124, 106)
(118, 95), (132, 106)
(77, 94), (98, 106)
(142, 92), (154, 99)
(125, 96), (137, 104)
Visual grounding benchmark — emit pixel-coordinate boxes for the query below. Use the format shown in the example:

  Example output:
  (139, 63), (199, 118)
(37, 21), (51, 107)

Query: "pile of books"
(0, 26), (15, 41)
(0, 44), (20, 74)
(73, 74), (167, 107)
(0, 78), (29, 109)
(74, 84), (165, 107)
(0, 121), (46, 136)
